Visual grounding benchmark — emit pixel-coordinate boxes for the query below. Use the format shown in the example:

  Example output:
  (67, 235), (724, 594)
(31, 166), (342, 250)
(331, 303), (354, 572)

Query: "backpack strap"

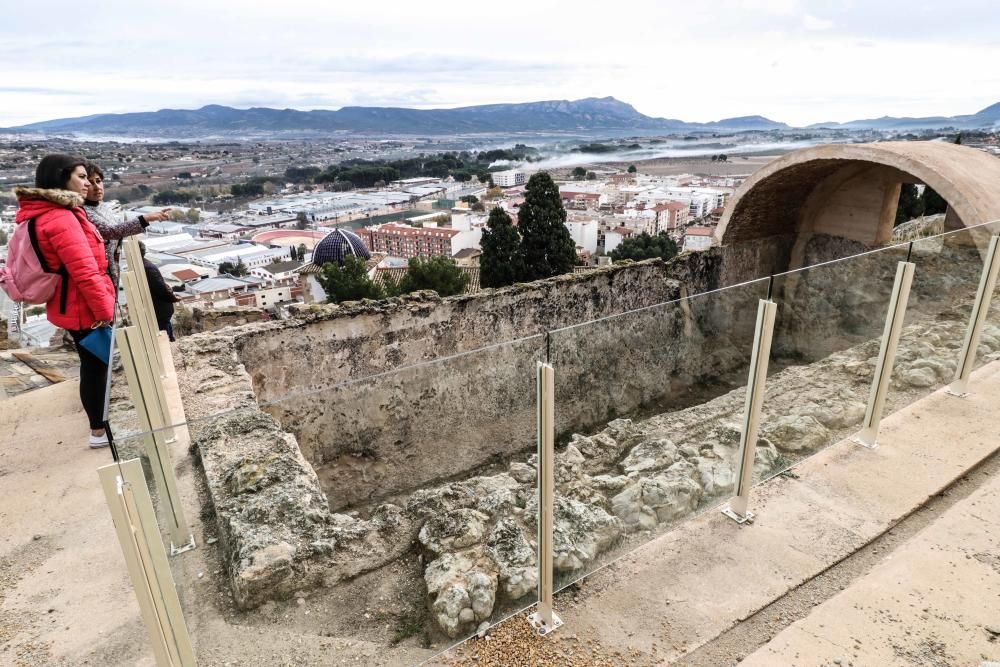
(27, 217), (71, 313)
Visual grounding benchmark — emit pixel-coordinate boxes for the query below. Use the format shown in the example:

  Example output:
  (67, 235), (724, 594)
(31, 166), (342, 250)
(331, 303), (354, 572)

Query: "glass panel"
(901, 223), (1000, 392)
(879, 224), (992, 411)
(756, 243), (909, 484)
(547, 277), (770, 593)
(984, 222), (1000, 373)
(110, 333), (546, 664)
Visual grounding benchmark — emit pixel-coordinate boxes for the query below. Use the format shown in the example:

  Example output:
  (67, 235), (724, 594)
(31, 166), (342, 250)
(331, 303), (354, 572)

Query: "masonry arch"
(714, 141), (1000, 274)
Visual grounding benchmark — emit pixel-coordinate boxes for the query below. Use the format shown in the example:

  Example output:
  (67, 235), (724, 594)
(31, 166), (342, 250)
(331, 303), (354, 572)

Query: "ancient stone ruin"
(172, 228), (1000, 640)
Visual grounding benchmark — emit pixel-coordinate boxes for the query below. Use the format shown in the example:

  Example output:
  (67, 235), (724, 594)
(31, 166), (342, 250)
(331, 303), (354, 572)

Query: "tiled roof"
(372, 265), (481, 294)
(171, 268), (202, 281)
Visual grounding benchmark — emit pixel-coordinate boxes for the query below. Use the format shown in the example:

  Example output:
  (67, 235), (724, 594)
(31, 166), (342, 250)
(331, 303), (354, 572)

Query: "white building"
(493, 170), (526, 188)
(250, 260), (304, 282)
(565, 220), (599, 254)
(683, 226), (715, 252)
(186, 243), (292, 271)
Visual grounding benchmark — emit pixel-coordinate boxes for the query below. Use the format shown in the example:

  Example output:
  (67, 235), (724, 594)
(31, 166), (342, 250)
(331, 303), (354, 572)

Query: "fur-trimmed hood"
(14, 186), (84, 208)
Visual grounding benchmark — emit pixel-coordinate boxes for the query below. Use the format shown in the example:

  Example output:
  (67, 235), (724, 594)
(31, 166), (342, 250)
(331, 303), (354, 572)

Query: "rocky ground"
(0, 346), (78, 398)
(297, 291), (1000, 644)
(164, 233), (1000, 652)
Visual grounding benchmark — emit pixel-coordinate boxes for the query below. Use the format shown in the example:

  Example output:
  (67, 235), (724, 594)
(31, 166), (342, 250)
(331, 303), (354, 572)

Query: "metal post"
(853, 261), (915, 447)
(99, 459), (196, 666)
(116, 327), (194, 555)
(123, 268), (166, 378)
(722, 299), (777, 524)
(528, 361), (563, 636)
(123, 237), (167, 377)
(123, 307), (176, 444)
(948, 234), (1000, 397)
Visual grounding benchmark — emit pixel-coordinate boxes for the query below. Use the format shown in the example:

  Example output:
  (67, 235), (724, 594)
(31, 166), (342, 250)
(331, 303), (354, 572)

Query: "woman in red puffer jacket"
(15, 154), (117, 449)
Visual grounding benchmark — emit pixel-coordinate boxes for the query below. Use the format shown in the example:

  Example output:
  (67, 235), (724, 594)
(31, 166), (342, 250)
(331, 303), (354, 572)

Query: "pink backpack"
(0, 218), (67, 305)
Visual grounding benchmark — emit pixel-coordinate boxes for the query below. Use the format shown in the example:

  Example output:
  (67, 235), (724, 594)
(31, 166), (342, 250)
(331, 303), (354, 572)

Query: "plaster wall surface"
(715, 142), (1000, 278)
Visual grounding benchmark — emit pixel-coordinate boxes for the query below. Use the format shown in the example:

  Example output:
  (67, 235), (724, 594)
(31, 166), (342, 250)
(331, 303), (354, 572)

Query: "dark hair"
(85, 161), (105, 181)
(35, 154), (87, 190)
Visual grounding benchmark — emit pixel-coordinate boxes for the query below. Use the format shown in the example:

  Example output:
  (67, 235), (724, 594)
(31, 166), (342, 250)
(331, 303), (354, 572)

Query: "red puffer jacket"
(14, 187), (116, 330)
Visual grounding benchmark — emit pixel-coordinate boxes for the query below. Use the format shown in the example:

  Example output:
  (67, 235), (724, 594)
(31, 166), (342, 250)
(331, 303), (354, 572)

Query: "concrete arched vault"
(715, 142), (1000, 273)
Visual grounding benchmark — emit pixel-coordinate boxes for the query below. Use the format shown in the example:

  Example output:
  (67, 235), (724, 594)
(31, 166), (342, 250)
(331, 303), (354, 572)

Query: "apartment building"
(367, 223), (462, 259)
(492, 170), (526, 188)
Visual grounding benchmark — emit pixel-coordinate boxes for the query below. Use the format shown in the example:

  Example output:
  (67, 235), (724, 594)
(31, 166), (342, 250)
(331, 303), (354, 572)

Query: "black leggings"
(69, 329), (109, 431)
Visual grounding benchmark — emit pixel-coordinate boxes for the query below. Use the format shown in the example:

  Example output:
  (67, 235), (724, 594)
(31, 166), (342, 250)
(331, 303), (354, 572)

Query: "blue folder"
(79, 326), (113, 365)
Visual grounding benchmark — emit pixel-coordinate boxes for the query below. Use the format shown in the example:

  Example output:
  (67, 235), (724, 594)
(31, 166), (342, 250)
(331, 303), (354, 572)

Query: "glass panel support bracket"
(947, 234), (1000, 398)
(853, 260), (916, 449)
(529, 361), (564, 637)
(116, 326), (196, 556)
(723, 299), (777, 525)
(98, 459), (196, 666)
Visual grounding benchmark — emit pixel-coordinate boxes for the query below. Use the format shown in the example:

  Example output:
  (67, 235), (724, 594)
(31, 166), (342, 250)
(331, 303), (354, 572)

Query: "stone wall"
(233, 261), (691, 507)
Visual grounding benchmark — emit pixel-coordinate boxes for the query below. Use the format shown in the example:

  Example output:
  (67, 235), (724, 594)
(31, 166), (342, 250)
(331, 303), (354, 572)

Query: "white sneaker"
(88, 433), (110, 449)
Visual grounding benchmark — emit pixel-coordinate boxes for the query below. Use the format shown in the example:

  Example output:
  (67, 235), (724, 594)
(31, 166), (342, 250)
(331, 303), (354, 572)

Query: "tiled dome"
(312, 229), (372, 266)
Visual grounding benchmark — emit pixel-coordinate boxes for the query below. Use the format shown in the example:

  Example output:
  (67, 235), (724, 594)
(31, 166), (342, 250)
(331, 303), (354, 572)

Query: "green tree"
(318, 255), (384, 303)
(627, 164), (637, 174)
(572, 166), (587, 180)
(460, 194), (479, 204)
(516, 172), (576, 281)
(610, 232), (679, 263)
(218, 259), (249, 277)
(921, 186), (947, 216)
(297, 243), (308, 262)
(185, 208), (200, 222)
(585, 171), (597, 180)
(391, 256), (469, 297)
(295, 211), (309, 230)
(895, 183), (924, 225)
(480, 207), (522, 288)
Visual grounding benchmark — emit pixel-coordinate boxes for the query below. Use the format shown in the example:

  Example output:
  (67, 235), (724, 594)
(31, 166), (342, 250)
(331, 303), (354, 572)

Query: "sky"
(2, 0), (999, 128)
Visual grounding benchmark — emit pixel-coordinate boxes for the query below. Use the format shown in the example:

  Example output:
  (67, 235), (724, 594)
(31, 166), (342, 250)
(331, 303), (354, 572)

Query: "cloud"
(802, 14), (834, 30)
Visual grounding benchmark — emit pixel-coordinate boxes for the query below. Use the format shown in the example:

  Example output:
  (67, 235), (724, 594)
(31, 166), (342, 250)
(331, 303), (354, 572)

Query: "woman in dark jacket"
(83, 162), (170, 286)
(138, 241), (181, 341)
(14, 154), (117, 448)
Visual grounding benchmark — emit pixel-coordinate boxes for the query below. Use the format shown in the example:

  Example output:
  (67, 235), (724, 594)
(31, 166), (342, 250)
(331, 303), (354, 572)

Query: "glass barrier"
(897, 222), (1000, 399)
(983, 222), (1000, 373)
(99, 219), (1000, 665)
(546, 277), (770, 593)
(110, 333), (546, 664)
(885, 225), (985, 405)
(755, 242), (910, 483)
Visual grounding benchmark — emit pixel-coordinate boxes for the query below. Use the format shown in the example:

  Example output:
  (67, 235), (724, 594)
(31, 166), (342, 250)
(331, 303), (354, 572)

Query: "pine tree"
(394, 256), (469, 296)
(318, 255), (384, 303)
(479, 207), (523, 288)
(516, 172), (576, 281)
(610, 232), (679, 262)
(921, 186), (948, 216)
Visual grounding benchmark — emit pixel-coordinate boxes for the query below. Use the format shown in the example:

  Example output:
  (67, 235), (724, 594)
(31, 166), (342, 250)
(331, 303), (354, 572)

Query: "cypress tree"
(479, 207), (522, 288)
(516, 172), (576, 281)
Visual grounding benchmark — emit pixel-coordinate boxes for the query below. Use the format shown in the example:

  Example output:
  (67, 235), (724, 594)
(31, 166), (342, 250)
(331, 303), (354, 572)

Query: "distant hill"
(702, 115), (790, 131)
(806, 102), (1000, 130)
(17, 98), (693, 136)
(10, 97), (1000, 137)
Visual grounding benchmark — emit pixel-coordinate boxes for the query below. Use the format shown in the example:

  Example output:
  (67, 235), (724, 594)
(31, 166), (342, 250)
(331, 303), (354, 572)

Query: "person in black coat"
(138, 241), (181, 341)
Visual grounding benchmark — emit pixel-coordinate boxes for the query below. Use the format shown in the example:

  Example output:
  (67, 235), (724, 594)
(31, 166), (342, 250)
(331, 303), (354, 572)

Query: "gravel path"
(428, 613), (662, 667)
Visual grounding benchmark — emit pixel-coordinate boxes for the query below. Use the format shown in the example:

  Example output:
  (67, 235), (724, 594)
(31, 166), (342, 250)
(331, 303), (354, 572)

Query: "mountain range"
(8, 97), (1000, 137)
